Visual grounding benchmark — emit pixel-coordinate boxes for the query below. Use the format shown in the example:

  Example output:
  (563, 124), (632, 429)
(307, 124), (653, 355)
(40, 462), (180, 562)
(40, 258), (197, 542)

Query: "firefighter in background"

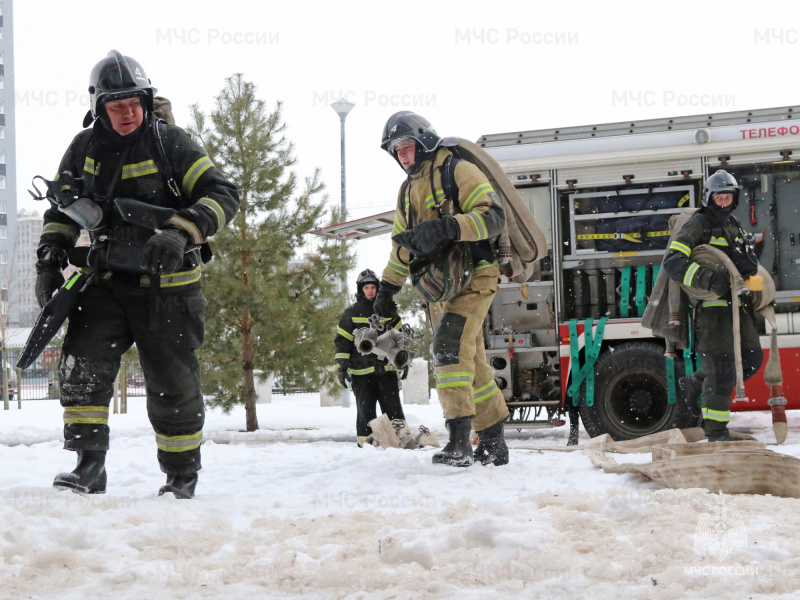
(335, 269), (407, 446)
(373, 112), (509, 467)
(663, 170), (763, 441)
(35, 51), (239, 497)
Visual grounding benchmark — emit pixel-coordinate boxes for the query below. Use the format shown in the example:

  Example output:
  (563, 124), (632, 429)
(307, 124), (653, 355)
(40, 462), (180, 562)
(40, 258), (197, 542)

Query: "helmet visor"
(100, 90), (147, 105)
(387, 136), (416, 153)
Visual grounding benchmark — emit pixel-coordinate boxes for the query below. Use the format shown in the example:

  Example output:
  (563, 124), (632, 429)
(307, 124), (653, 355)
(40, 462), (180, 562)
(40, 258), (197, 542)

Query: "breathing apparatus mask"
(29, 172), (105, 230)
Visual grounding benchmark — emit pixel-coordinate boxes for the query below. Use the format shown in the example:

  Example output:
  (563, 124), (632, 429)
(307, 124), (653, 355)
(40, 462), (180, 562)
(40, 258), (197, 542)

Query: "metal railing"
(4, 346), (315, 407)
(271, 385), (316, 396)
(1, 346), (146, 409)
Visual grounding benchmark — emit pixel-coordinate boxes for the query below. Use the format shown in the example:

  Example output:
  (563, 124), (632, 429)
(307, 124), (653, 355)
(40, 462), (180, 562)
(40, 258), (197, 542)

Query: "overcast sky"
(12, 0), (800, 282)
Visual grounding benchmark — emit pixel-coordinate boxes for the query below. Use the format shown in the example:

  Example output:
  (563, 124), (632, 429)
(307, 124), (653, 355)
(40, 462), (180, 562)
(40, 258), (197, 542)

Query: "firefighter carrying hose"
(663, 170), (763, 441)
(373, 112), (510, 467)
(334, 269), (407, 446)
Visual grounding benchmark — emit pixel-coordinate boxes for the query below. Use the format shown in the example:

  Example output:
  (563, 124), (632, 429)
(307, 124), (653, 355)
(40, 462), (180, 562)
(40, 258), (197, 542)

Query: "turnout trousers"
(350, 371), (405, 438)
(427, 266), (509, 432)
(59, 274), (206, 475)
(695, 303), (763, 433)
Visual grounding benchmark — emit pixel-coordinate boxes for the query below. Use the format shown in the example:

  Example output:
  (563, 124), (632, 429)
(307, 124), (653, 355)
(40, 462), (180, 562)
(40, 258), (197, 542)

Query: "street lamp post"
(331, 97), (355, 224)
(331, 97), (355, 409)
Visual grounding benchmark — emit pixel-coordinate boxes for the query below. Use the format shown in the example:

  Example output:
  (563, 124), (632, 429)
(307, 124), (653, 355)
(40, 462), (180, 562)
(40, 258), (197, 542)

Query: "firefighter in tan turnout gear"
(373, 111), (509, 467)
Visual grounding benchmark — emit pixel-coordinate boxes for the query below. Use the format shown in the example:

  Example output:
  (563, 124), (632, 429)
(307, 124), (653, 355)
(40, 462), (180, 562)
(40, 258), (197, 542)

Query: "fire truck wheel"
(579, 342), (690, 441)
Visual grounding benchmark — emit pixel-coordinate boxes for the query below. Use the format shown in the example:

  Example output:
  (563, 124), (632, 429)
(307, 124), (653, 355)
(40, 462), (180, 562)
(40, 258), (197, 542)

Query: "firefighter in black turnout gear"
(334, 269), (406, 446)
(663, 170), (763, 441)
(37, 51), (239, 498)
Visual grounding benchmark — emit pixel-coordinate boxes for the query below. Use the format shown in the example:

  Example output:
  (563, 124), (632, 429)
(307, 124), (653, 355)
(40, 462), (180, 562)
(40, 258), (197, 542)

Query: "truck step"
(503, 420), (560, 429)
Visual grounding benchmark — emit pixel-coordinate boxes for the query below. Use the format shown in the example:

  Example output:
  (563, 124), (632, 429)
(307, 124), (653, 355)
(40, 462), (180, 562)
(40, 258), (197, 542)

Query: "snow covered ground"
(2, 394), (800, 600)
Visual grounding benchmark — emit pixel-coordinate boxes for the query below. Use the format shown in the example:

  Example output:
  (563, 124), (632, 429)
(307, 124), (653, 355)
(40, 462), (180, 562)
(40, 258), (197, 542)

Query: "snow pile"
(1, 395), (800, 599)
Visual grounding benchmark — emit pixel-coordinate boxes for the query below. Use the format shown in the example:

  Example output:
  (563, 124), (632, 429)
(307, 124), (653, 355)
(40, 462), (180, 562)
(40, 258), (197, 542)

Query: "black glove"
(731, 246), (759, 278)
(35, 268), (65, 308)
(337, 365), (351, 389)
(141, 228), (190, 275)
(401, 366), (409, 380)
(392, 216), (460, 258)
(707, 272), (730, 298)
(373, 281), (402, 320)
(36, 245), (68, 270)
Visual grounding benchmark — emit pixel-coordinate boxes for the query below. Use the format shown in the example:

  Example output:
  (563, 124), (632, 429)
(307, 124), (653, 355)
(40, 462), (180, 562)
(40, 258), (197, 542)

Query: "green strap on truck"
(683, 348), (694, 377)
(635, 265), (647, 317)
(665, 355), (676, 405)
(683, 310), (695, 376)
(567, 317), (608, 407)
(652, 264), (660, 286)
(584, 318), (598, 405)
(620, 267), (631, 317)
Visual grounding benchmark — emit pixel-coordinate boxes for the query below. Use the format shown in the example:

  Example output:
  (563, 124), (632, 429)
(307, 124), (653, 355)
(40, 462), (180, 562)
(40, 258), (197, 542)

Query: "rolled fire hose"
(680, 245), (786, 442)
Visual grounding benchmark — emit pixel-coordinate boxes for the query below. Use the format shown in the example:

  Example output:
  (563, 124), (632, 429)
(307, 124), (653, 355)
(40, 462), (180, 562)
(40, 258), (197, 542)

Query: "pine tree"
(188, 74), (352, 431)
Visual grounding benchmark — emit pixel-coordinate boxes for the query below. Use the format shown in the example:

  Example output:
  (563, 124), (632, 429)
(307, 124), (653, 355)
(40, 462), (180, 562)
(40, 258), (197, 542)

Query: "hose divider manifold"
(353, 314), (416, 370)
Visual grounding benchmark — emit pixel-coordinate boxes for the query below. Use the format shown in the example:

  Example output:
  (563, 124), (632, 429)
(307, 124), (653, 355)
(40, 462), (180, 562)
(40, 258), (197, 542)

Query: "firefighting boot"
(706, 429), (739, 442)
(53, 450), (107, 494)
(432, 417), (474, 467)
(158, 473), (198, 499)
(474, 421), (509, 466)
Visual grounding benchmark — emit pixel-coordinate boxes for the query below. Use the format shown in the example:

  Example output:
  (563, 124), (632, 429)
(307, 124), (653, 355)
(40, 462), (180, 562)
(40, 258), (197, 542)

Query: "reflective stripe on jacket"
(40, 120), (239, 260)
(381, 147), (505, 287)
(662, 210), (743, 292)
